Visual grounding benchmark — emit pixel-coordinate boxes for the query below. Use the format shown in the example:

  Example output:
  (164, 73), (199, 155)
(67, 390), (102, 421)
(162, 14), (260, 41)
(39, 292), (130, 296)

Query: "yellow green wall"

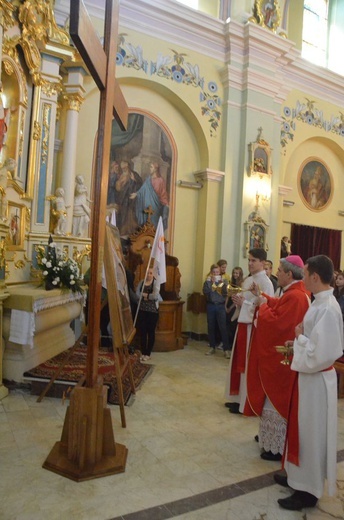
(277, 89), (344, 269)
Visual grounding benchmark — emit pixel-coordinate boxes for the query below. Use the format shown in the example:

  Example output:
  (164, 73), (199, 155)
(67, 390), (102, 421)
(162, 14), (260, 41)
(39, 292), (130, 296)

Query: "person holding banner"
(134, 216), (166, 361)
(136, 268), (161, 361)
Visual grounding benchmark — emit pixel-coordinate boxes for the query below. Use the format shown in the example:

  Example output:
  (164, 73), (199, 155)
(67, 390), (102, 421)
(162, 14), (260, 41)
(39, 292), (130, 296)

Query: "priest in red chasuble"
(244, 255), (310, 461)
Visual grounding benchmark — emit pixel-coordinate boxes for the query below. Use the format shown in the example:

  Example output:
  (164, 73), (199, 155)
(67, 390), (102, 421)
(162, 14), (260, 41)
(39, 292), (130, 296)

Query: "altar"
(2, 285), (84, 382)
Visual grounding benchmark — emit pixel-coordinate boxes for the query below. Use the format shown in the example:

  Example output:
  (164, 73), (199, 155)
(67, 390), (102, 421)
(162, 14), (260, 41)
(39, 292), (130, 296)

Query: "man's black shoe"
(273, 473), (289, 487)
(228, 403), (241, 414)
(225, 402), (238, 409)
(254, 435), (259, 442)
(278, 491), (317, 510)
(260, 451), (282, 461)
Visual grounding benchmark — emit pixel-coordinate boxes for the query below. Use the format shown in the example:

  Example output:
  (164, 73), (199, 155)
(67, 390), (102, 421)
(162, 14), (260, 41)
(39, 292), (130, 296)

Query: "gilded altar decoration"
(0, 238), (6, 270)
(14, 258), (25, 270)
(73, 244), (92, 272)
(41, 103), (51, 165)
(64, 93), (85, 113)
(35, 236), (83, 293)
(0, 0), (16, 29)
(18, 0), (70, 72)
(33, 120), (41, 140)
(5, 248), (30, 272)
(2, 1), (71, 98)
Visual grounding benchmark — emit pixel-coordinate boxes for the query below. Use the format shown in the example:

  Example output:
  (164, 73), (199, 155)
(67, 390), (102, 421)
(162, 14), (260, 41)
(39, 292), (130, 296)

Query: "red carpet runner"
(23, 344), (152, 405)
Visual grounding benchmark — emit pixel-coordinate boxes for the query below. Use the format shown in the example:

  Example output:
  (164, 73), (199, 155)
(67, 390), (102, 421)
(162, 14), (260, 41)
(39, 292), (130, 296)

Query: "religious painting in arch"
(107, 111), (175, 252)
(298, 157), (333, 212)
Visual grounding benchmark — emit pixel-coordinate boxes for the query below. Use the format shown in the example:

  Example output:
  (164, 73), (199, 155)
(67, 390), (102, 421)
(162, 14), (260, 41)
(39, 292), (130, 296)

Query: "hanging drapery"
(290, 224), (341, 270)
(111, 113), (143, 148)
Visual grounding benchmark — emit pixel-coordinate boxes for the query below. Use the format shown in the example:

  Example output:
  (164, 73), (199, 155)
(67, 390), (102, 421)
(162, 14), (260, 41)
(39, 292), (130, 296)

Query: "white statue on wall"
(72, 175), (91, 237)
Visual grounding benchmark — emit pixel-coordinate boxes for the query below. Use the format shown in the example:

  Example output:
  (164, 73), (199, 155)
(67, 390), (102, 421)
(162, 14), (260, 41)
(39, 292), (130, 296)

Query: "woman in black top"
(136, 268), (161, 361)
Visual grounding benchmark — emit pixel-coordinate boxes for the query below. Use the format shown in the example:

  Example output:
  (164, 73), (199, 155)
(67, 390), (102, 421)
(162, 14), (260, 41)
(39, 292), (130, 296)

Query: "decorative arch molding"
(118, 75), (210, 167)
(116, 32), (222, 137)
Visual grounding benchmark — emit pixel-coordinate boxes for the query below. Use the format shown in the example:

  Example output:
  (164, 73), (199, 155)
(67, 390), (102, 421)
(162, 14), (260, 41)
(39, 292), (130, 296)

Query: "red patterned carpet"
(23, 344), (152, 405)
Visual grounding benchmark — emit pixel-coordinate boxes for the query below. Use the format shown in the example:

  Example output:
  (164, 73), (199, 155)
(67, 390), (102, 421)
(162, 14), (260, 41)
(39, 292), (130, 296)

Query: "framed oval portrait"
(298, 158), (333, 212)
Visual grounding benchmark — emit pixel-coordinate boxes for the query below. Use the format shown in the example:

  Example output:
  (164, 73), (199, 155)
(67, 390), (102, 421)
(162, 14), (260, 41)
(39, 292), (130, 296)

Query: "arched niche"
(1, 53), (33, 196)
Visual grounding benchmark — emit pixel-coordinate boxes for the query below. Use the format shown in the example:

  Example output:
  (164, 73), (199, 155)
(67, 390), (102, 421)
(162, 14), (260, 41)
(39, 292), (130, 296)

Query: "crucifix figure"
(144, 205), (155, 224)
(43, 0), (129, 481)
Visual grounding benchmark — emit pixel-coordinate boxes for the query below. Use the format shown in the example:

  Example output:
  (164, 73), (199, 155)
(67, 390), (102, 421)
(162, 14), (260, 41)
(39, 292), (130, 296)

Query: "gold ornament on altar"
(275, 345), (294, 365)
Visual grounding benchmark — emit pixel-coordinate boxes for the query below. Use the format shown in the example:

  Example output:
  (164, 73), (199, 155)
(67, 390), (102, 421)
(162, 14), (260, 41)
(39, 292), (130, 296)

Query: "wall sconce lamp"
(338, 210), (344, 216)
(177, 180), (203, 189)
(254, 188), (271, 212)
(283, 200), (295, 207)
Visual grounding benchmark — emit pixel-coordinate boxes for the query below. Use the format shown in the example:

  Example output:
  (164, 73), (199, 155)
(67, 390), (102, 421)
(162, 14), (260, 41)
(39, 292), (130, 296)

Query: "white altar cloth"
(3, 284), (84, 381)
(6, 287), (84, 347)
(9, 310), (36, 346)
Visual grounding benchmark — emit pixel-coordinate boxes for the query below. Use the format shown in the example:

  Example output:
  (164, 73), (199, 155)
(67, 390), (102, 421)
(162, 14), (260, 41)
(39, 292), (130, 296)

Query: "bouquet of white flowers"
(36, 236), (83, 293)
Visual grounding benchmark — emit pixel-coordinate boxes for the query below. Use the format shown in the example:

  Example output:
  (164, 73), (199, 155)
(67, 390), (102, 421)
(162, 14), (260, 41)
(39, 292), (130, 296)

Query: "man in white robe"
(224, 248), (274, 414)
(275, 255), (343, 511)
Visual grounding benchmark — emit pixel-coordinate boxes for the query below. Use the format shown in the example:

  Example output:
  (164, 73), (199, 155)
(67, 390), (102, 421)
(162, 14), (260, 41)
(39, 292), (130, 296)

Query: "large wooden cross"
(70, 0), (128, 387)
(43, 1), (129, 480)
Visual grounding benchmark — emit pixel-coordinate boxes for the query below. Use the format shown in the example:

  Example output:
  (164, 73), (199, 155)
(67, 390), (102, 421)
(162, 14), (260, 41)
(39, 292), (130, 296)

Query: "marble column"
(61, 68), (86, 234)
(193, 168), (225, 281)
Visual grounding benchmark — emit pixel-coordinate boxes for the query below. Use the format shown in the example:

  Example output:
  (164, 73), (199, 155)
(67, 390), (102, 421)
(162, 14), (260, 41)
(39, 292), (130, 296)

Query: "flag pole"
(133, 216), (165, 328)
(133, 258), (152, 328)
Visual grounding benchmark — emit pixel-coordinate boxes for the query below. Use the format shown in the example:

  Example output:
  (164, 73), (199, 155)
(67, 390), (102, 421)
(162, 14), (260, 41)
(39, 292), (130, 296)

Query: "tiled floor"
(0, 340), (344, 520)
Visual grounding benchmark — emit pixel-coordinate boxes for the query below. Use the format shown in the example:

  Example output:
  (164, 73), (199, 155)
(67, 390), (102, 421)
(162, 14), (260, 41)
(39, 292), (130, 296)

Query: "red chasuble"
(244, 281), (310, 420)
(229, 323), (247, 395)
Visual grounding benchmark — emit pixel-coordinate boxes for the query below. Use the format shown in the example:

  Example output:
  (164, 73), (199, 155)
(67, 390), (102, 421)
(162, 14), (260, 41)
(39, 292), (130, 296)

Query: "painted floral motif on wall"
(116, 34), (221, 136)
(281, 98), (344, 148)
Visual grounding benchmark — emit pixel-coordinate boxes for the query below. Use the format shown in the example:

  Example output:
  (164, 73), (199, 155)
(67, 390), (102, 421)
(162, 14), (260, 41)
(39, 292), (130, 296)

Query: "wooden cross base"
(43, 379), (128, 482)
